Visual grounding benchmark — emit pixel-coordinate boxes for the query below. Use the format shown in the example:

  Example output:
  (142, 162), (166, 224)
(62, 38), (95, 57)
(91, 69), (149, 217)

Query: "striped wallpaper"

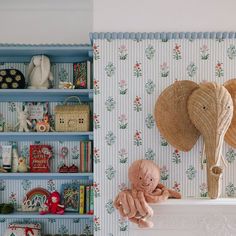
(93, 38), (236, 235)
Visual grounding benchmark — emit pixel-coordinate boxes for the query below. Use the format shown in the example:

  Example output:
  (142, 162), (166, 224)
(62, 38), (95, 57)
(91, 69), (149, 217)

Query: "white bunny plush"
(15, 106), (32, 132)
(27, 55), (53, 89)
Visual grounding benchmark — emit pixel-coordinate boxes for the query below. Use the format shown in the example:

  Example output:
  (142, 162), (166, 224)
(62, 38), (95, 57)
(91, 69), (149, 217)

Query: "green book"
(89, 186), (94, 214)
(85, 185), (90, 214)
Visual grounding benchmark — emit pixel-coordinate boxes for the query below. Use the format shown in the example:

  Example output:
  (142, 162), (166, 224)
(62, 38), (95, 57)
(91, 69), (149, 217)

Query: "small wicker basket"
(55, 96), (90, 132)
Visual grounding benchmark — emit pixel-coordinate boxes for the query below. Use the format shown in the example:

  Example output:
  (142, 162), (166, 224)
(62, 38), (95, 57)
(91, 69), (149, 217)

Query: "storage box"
(55, 96), (90, 132)
(4, 223), (41, 236)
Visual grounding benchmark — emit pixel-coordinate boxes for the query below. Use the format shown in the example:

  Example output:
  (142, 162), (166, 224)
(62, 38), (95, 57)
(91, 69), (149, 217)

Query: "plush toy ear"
(224, 79), (236, 147)
(26, 56), (35, 80)
(41, 55), (50, 84)
(154, 80), (200, 152)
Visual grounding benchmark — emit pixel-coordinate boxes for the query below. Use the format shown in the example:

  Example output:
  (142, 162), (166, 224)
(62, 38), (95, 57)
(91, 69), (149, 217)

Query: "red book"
(87, 142), (91, 172)
(30, 145), (52, 173)
(80, 142), (84, 172)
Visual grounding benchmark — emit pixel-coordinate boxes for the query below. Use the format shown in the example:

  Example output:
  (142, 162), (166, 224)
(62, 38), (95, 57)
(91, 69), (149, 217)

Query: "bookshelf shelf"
(0, 212), (94, 219)
(0, 132), (93, 141)
(0, 44), (93, 63)
(0, 89), (94, 102)
(0, 172), (93, 180)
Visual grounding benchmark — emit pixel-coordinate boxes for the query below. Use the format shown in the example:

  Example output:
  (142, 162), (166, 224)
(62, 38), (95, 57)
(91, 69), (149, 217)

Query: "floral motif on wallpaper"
(94, 38), (236, 235)
(145, 80), (155, 94)
(118, 45), (128, 60)
(118, 80), (127, 94)
(200, 44), (210, 60)
(145, 45), (155, 60)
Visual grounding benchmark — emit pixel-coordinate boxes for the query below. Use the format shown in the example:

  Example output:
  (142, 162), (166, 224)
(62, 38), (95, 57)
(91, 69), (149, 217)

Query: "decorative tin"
(0, 69), (25, 89)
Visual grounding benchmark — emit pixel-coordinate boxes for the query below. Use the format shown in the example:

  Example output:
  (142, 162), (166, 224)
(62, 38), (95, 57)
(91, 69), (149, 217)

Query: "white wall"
(1, 0), (236, 44)
(0, 0), (93, 44)
(93, 0), (236, 32)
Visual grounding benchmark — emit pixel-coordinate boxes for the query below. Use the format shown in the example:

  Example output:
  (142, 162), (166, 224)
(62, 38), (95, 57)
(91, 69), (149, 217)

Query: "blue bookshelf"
(0, 44), (94, 235)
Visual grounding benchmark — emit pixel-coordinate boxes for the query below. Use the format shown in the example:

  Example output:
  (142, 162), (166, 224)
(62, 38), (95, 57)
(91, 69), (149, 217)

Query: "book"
(61, 183), (80, 212)
(23, 102), (49, 131)
(80, 141), (93, 173)
(83, 141), (88, 172)
(85, 185), (90, 214)
(89, 186), (94, 215)
(79, 185), (85, 214)
(73, 61), (91, 89)
(29, 144), (52, 173)
(80, 142), (84, 172)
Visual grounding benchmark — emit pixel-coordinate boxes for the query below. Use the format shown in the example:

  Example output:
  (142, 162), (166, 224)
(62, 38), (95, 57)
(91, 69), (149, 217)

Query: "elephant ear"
(154, 80), (200, 152)
(224, 79), (236, 148)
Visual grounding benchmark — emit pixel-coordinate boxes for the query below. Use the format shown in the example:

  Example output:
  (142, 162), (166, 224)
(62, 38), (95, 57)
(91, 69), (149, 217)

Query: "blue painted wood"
(0, 44), (93, 63)
(90, 32), (236, 41)
(0, 89), (94, 102)
(0, 212), (94, 219)
(0, 44), (94, 233)
(0, 172), (93, 180)
(0, 132), (93, 141)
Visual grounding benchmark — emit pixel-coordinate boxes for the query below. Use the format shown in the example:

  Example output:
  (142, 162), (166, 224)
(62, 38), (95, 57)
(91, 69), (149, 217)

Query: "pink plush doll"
(39, 191), (65, 215)
(114, 160), (181, 228)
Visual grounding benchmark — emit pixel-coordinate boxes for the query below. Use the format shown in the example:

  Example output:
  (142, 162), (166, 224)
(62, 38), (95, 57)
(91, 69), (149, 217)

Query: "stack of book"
(79, 185), (94, 215)
(80, 141), (93, 173)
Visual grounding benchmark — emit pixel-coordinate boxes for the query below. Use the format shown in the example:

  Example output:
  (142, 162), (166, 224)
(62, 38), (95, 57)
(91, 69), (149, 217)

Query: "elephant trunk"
(204, 135), (224, 199)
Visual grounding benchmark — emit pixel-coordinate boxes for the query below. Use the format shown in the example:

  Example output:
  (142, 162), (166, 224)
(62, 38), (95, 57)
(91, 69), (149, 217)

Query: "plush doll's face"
(18, 157), (26, 165)
(50, 191), (60, 204)
(128, 160), (160, 193)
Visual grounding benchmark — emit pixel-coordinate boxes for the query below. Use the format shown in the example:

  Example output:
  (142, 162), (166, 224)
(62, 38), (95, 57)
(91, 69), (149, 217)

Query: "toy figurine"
(17, 157), (28, 173)
(39, 191), (65, 215)
(36, 114), (51, 132)
(15, 106), (32, 132)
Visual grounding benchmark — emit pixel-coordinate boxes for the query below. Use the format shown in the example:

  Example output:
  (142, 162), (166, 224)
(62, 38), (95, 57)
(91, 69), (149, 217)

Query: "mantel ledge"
(151, 197), (236, 206)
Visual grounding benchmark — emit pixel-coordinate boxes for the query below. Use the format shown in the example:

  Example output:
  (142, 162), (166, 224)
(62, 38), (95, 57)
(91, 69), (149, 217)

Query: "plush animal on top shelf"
(15, 106), (32, 132)
(114, 160), (181, 228)
(27, 55), (53, 89)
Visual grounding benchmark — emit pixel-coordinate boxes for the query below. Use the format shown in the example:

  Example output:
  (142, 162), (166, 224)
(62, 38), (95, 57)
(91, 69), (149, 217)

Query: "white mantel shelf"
(130, 198), (236, 236)
(155, 198), (236, 206)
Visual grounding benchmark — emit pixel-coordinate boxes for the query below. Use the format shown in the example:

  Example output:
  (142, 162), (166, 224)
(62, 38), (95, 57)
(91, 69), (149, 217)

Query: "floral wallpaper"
(93, 38), (236, 235)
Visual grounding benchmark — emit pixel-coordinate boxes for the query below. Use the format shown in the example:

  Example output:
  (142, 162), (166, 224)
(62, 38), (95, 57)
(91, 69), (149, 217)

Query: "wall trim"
(90, 32), (236, 41)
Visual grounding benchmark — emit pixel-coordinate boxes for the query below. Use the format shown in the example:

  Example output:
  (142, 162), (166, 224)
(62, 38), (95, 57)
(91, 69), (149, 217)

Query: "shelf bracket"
(89, 133), (94, 140)
(88, 50), (93, 58)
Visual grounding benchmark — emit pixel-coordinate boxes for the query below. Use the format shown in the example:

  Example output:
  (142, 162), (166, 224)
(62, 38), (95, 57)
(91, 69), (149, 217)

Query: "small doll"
(17, 157), (28, 173)
(39, 191), (65, 215)
(114, 160), (181, 228)
(15, 106), (32, 132)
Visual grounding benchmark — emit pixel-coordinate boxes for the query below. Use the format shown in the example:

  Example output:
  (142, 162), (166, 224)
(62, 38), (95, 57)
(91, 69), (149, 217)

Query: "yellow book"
(79, 185), (85, 214)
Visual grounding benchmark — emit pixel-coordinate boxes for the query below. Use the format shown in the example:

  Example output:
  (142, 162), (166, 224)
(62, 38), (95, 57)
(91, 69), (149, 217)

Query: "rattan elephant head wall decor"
(155, 80), (236, 199)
